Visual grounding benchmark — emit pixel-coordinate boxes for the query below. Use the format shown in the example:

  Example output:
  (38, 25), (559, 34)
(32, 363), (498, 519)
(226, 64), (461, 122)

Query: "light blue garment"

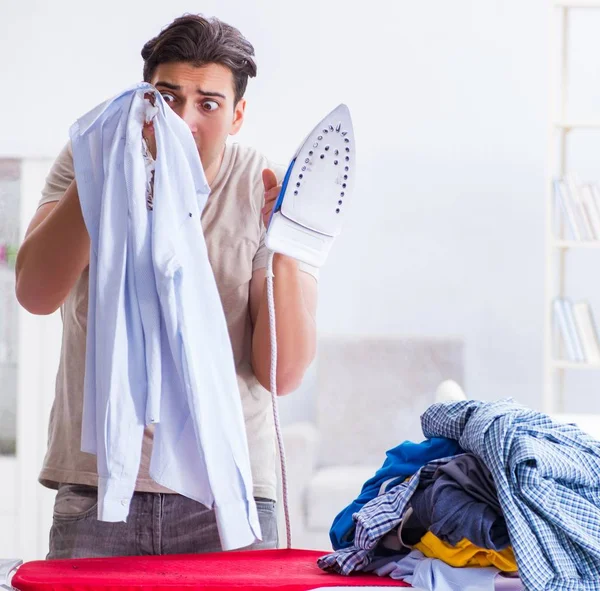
(70, 82), (261, 550)
(368, 550), (500, 591)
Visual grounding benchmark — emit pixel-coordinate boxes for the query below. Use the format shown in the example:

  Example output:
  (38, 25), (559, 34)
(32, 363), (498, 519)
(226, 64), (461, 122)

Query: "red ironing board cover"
(11, 549), (410, 591)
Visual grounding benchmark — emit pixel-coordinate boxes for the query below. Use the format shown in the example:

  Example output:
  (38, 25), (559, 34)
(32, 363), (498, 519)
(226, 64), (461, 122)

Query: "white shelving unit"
(544, 0), (600, 413)
(0, 157), (61, 561)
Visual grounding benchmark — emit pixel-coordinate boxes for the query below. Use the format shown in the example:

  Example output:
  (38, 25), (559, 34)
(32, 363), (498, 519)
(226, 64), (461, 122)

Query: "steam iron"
(265, 104), (355, 267)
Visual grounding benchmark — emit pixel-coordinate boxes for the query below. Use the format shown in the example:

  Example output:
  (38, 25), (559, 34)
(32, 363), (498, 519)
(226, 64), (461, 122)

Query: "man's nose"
(180, 103), (199, 134)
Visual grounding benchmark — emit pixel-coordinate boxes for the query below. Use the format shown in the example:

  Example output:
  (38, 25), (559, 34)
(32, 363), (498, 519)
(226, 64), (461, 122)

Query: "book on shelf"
(565, 174), (594, 240)
(563, 297), (585, 362)
(553, 297), (600, 364)
(581, 185), (600, 240)
(553, 298), (579, 361)
(554, 178), (581, 241)
(591, 184), (600, 236)
(573, 301), (600, 364)
(553, 175), (600, 242)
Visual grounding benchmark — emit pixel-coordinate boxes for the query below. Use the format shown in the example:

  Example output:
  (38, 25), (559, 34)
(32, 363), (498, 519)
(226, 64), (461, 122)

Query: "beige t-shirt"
(37, 139), (317, 501)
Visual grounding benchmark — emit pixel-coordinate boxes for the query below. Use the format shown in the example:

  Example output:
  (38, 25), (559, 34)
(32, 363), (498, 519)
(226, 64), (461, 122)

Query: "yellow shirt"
(415, 531), (518, 572)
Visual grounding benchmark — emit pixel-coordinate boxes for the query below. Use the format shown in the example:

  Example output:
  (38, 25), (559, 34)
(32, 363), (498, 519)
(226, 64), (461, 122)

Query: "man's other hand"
(261, 168), (281, 229)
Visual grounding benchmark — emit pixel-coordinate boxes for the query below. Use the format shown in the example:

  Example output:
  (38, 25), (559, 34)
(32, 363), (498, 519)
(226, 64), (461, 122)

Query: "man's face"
(150, 61), (245, 172)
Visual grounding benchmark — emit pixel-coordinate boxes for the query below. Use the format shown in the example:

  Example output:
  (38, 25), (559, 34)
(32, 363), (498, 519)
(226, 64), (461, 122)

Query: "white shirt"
(70, 82), (261, 550)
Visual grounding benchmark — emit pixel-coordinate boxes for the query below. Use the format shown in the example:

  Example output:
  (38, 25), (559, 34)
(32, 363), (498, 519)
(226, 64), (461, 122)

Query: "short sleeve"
(38, 140), (75, 208)
(253, 231), (320, 280)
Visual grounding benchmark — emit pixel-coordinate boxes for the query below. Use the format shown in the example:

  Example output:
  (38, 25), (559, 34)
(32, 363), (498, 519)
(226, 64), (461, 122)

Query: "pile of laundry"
(317, 398), (600, 591)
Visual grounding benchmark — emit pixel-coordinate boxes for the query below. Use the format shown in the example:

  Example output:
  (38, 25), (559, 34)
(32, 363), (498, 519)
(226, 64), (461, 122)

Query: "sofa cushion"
(314, 336), (464, 468)
(305, 465), (380, 531)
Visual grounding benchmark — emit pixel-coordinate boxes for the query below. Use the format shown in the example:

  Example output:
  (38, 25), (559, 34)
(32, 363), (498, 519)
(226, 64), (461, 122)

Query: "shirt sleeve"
(38, 140), (75, 208)
(253, 231), (320, 280)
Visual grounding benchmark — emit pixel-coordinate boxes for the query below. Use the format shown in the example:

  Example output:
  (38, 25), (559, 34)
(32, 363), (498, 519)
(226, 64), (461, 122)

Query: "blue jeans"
(47, 484), (278, 559)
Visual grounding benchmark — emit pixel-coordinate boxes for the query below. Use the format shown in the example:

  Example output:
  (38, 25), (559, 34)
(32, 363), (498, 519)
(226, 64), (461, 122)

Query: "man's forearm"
(15, 180), (90, 315)
(252, 254), (316, 395)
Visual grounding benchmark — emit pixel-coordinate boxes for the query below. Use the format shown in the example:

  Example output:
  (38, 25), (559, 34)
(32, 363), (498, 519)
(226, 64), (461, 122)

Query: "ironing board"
(10, 549), (410, 591)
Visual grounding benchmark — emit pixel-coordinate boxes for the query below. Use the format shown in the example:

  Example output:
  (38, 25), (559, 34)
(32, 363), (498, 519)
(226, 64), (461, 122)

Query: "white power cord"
(265, 250), (292, 549)
(261, 104), (353, 550)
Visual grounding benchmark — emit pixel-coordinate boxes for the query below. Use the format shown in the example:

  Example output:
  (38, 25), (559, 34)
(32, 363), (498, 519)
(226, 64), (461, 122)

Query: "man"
(15, 14), (318, 559)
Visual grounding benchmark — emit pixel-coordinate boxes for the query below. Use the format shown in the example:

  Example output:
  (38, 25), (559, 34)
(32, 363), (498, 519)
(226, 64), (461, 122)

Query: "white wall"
(2, 0), (600, 419)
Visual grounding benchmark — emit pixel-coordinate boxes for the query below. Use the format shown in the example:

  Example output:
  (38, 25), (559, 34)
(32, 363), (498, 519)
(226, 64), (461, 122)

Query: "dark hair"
(141, 14), (257, 104)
